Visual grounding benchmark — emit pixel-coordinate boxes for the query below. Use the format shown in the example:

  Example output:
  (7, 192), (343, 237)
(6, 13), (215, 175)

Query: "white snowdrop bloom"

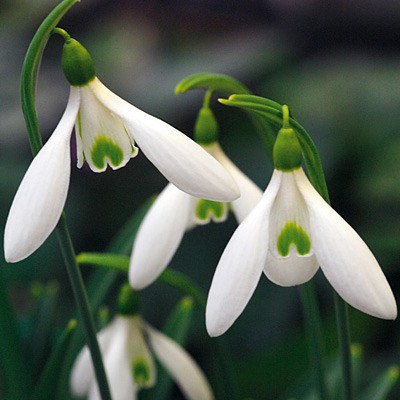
(4, 38), (239, 263)
(129, 142), (263, 290)
(70, 314), (214, 400)
(206, 119), (397, 337)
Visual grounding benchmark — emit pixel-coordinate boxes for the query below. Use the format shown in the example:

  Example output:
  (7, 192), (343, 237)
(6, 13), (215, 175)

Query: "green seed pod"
(273, 126), (303, 171)
(117, 283), (140, 316)
(62, 38), (95, 87)
(194, 106), (219, 145)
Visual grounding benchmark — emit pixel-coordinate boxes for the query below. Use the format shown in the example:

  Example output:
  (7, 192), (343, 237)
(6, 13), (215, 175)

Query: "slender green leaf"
(0, 270), (33, 399)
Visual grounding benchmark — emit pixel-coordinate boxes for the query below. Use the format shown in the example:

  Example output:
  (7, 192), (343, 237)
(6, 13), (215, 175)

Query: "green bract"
(62, 38), (95, 87)
(273, 126), (302, 171)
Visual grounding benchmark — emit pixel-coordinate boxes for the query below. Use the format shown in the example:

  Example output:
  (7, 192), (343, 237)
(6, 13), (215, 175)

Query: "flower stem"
(56, 214), (112, 400)
(334, 293), (354, 400)
(299, 282), (329, 400)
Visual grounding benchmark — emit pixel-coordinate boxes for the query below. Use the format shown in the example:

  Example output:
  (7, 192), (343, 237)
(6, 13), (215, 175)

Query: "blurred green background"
(0, 0), (399, 399)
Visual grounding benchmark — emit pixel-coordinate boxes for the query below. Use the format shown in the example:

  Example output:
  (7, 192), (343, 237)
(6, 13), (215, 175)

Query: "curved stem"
(56, 215), (112, 400)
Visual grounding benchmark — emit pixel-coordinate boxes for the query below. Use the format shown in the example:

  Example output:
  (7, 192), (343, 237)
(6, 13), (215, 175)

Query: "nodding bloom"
(206, 109), (397, 337)
(129, 141), (263, 290)
(71, 287), (214, 400)
(4, 37), (239, 263)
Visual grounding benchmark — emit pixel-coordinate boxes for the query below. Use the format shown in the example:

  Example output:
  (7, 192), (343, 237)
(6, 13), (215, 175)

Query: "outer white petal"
(4, 88), (80, 263)
(129, 184), (192, 289)
(295, 168), (397, 319)
(204, 142), (263, 223)
(264, 252), (319, 286)
(145, 323), (214, 400)
(89, 78), (240, 202)
(206, 171), (282, 337)
(70, 317), (118, 397)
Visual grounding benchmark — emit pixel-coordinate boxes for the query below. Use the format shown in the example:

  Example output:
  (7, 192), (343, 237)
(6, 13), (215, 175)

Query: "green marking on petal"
(277, 221), (311, 256)
(195, 199), (227, 223)
(132, 358), (151, 388)
(91, 135), (124, 169)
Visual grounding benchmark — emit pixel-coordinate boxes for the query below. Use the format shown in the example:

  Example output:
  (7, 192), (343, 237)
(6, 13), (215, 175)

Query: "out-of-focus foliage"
(0, 1), (399, 399)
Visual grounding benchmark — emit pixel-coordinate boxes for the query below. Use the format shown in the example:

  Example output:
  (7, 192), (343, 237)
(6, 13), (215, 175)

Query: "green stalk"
(56, 215), (112, 400)
(299, 282), (329, 400)
(20, 0), (79, 156)
(19, 1), (111, 398)
(334, 293), (353, 400)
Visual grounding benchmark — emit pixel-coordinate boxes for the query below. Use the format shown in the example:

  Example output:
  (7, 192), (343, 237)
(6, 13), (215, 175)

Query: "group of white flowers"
(4, 36), (397, 400)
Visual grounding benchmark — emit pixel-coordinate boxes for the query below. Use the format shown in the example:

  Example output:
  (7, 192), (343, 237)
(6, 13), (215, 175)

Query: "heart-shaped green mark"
(277, 221), (311, 257)
(91, 135), (124, 169)
(195, 199), (227, 223)
(132, 357), (152, 388)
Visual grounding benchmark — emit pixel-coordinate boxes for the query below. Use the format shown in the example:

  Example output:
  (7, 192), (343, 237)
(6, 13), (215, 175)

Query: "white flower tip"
(205, 300), (235, 338)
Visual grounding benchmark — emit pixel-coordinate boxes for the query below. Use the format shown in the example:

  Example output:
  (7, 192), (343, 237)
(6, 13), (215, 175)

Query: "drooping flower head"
(70, 284), (214, 400)
(4, 34), (239, 263)
(206, 106), (397, 337)
(129, 104), (262, 290)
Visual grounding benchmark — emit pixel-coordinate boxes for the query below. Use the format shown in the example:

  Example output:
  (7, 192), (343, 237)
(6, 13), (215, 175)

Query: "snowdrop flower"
(4, 36), (239, 263)
(206, 108), (397, 337)
(129, 141), (263, 290)
(71, 285), (214, 400)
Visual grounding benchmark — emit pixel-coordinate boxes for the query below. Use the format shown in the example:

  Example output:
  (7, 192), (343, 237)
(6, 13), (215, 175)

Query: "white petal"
(204, 143), (263, 223)
(145, 324), (214, 400)
(77, 83), (138, 172)
(129, 184), (192, 289)
(264, 252), (319, 286)
(89, 78), (240, 202)
(206, 171), (282, 337)
(101, 318), (137, 400)
(4, 88), (80, 263)
(295, 168), (397, 319)
(70, 317), (118, 397)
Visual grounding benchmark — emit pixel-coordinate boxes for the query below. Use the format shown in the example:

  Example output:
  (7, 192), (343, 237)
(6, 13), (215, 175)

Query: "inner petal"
(193, 199), (229, 225)
(269, 172), (314, 258)
(76, 87), (138, 172)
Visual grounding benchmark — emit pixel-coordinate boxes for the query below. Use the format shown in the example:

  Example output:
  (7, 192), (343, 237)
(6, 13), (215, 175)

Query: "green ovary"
(277, 221), (311, 257)
(132, 358), (151, 387)
(195, 199), (226, 222)
(91, 135), (124, 169)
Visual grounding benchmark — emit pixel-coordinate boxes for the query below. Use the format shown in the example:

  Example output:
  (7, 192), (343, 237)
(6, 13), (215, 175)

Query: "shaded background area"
(1, 0), (400, 398)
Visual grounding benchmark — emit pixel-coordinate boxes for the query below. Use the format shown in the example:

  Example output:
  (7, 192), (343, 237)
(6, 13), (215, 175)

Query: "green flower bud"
(62, 38), (95, 87)
(273, 106), (302, 171)
(194, 106), (219, 145)
(117, 283), (140, 316)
